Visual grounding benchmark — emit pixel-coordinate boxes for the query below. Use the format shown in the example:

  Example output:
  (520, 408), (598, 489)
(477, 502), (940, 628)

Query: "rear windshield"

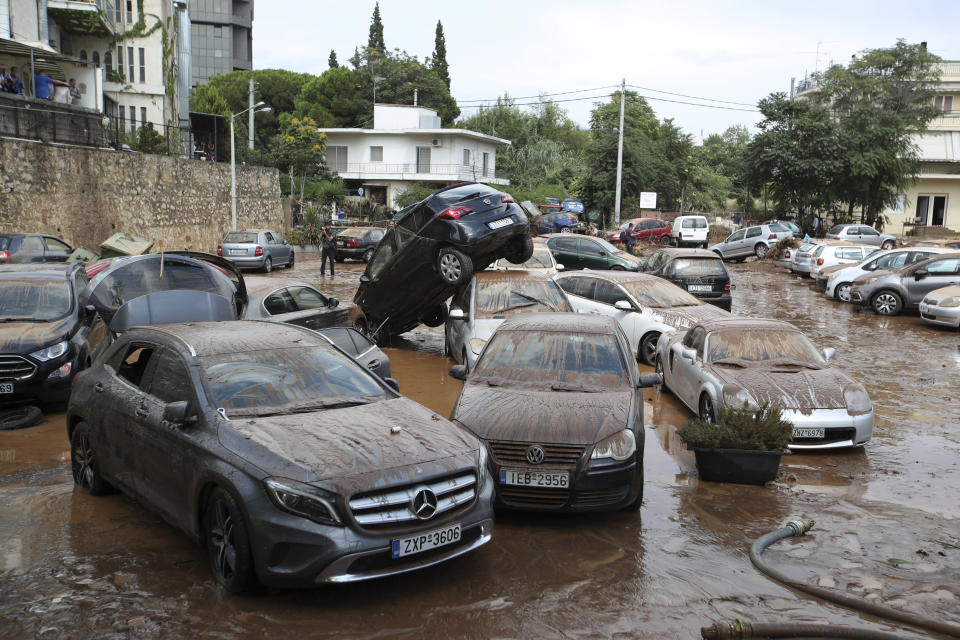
(223, 232), (258, 244)
(474, 330), (628, 388)
(769, 223), (789, 232)
(671, 258), (727, 277)
(0, 238), (9, 251)
(433, 184), (500, 205)
(827, 225), (845, 235)
(814, 245), (826, 257)
(475, 279), (571, 317)
(621, 279), (700, 308)
(708, 329), (824, 365)
(0, 278), (72, 322)
(495, 247), (553, 269)
(338, 228), (367, 238)
(681, 218), (708, 229)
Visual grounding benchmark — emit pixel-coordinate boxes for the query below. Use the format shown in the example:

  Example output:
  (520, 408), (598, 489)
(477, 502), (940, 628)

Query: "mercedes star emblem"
(525, 445), (545, 465)
(411, 488), (438, 520)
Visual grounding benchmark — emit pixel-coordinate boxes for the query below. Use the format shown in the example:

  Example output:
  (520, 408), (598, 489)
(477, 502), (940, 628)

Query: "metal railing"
(332, 162), (509, 181)
(0, 95), (110, 147)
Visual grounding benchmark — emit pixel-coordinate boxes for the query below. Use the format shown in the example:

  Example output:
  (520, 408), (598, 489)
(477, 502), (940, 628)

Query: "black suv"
(355, 183), (532, 339)
(335, 226), (387, 262)
(0, 234), (74, 263)
(0, 263), (106, 406)
(641, 248), (732, 311)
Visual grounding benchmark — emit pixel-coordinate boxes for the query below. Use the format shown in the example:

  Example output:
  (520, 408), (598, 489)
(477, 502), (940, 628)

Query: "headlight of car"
(468, 338), (487, 355)
(723, 388), (759, 411)
(476, 445), (489, 490)
(843, 386), (873, 414)
(30, 340), (69, 362)
(939, 296), (960, 308)
(264, 477), (341, 526)
(590, 429), (636, 462)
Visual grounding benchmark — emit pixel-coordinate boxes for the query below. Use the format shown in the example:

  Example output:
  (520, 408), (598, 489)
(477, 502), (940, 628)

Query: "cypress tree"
(368, 3), (386, 54)
(432, 20), (450, 88)
(328, 50), (338, 69)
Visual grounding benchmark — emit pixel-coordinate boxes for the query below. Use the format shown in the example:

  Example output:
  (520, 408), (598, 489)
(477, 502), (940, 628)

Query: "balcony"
(47, 0), (116, 37)
(331, 162), (509, 185)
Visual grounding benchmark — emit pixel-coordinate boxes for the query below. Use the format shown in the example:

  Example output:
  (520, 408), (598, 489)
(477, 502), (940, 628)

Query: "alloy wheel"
(873, 292), (901, 315)
(209, 498), (237, 582)
(72, 434), (96, 490)
(439, 253), (463, 282)
(836, 283), (852, 302)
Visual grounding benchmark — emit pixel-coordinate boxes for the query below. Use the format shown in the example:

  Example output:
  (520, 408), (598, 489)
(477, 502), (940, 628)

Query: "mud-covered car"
(449, 314), (660, 512)
(640, 248), (732, 311)
(849, 253), (960, 316)
(919, 284), (960, 328)
(316, 326), (392, 379)
(67, 321), (494, 591)
(0, 263), (106, 406)
(0, 233), (74, 263)
(355, 183), (532, 339)
(656, 318), (873, 450)
(334, 227), (387, 263)
(489, 240), (563, 274)
(243, 276), (365, 332)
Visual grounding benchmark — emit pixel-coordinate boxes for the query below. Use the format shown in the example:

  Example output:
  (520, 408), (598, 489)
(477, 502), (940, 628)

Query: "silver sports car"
(655, 317), (874, 450)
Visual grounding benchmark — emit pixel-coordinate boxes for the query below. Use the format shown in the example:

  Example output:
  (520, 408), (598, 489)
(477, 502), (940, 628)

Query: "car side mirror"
(822, 347), (836, 361)
(556, 264), (565, 271)
(162, 400), (189, 426)
(681, 347), (697, 362)
(449, 365), (467, 381)
(384, 377), (400, 392)
(638, 373), (662, 388)
(328, 297), (339, 307)
(448, 307), (466, 320)
(359, 274), (370, 283)
(914, 269), (927, 280)
(614, 300), (633, 312)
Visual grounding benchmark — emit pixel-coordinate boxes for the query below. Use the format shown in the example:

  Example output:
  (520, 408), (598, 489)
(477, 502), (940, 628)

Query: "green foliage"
(328, 50), (338, 69)
(273, 117), (326, 197)
(394, 183), (437, 208)
(432, 21), (450, 88)
(352, 48), (460, 125)
(368, 3), (386, 54)
(498, 183), (567, 206)
(279, 174), (346, 203)
(295, 67), (367, 127)
(677, 404), (793, 451)
(132, 122), (167, 154)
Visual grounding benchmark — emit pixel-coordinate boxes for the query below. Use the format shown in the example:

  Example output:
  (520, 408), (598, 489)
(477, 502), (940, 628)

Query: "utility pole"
(248, 78), (255, 150)
(614, 78), (626, 225)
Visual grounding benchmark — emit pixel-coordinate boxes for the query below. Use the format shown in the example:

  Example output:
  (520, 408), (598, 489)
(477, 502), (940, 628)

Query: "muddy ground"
(1, 256), (959, 639)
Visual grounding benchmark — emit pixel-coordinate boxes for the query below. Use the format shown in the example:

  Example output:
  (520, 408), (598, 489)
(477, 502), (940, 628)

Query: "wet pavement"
(1, 255), (959, 638)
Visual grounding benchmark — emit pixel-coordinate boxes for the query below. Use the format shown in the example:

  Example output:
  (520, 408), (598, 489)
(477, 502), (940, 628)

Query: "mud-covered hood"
(0, 317), (74, 354)
(710, 363), (855, 411)
(651, 303), (729, 330)
(853, 268), (897, 287)
(452, 382), (632, 445)
(819, 263), (849, 277)
(218, 397), (479, 488)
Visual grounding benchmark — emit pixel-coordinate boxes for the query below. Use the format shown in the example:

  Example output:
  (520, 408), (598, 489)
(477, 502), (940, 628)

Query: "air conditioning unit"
(431, 138), (442, 148)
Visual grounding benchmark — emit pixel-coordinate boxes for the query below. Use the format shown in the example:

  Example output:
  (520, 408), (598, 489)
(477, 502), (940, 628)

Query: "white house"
(317, 104), (510, 208)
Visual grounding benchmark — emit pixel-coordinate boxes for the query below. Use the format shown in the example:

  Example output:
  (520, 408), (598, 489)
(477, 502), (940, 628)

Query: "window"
(369, 146), (383, 162)
(214, 25), (222, 38)
(138, 47), (145, 83)
(127, 46), (134, 83)
(859, 227), (879, 236)
(916, 195), (947, 226)
(130, 108), (136, 132)
(327, 146), (348, 171)
(116, 345), (154, 388)
(463, 149), (470, 165)
(934, 95), (954, 114)
(20, 236), (44, 252)
(367, 231), (396, 279)
(288, 286), (329, 310)
(580, 238), (604, 256)
(926, 258), (960, 274)
(263, 289), (296, 315)
(726, 230), (745, 242)
(684, 326), (707, 360)
(118, 105), (125, 130)
(147, 349), (193, 405)
(126, 0), (133, 23)
(79, 50), (87, 61)
(482, 152), (489, 176)
(141, 107), (147, 129)
(593, 280), (627, 306)
(745, 227), (761, 238)
(44, 237), (72, 252)
(553, 236), (579, 252)
(104, 51), (112, 72)
(117, 46), (123, 76)
(92, 51), (100, 67)
(557, 276), (596, 300)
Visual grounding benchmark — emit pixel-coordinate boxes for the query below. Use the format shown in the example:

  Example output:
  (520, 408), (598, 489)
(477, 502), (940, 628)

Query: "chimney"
(921, 41), (928, 51)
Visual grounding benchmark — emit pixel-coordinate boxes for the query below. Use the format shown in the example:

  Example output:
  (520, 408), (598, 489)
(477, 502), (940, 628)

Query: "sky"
(253, 0), (960, 142)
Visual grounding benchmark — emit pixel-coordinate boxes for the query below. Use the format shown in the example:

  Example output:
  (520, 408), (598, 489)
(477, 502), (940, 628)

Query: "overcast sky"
(253, 0), (960, 141)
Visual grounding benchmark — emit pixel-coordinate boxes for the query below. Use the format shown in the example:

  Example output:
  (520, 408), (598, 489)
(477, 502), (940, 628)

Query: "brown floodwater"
(1, 256), (958, 639)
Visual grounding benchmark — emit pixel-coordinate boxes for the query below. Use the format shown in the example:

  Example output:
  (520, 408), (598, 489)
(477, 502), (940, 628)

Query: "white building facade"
(318, 104), (510, 208)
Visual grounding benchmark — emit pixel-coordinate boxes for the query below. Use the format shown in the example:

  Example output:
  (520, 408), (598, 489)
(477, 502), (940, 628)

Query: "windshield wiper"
(551, 381), (601, 393)
(509, 290), (558, 311)
(0, 317), (44, 323)
(488, 301), (537, 314)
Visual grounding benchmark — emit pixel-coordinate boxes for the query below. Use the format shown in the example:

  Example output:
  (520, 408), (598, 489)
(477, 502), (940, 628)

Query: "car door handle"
(135, 406), (148, 417)
(367, 359), (380, 369)
(94, 382), (105, 393)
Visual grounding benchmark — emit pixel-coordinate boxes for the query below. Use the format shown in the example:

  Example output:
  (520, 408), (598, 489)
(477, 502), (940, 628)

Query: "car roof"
(475, 270), (555, 284)
(914, 251), (960, 266)
(0, 263), (76, 277)
(557, 270), (662, 285)
(126, 320), (328, 357)
(0, 232), (45, 238)
(655, 248), (718, 259)
(243, 276), (316, 296)
(496, 312), (619, 334)
(696, 317), (801, 333)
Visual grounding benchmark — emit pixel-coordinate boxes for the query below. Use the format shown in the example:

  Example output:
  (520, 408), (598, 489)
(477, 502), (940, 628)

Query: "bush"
(395, 183), (437, 209)
(766, 237), (800, 261)
(677, 403), (792, 451)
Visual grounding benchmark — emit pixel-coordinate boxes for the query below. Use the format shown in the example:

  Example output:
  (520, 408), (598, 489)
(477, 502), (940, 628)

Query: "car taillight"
(500, 193), (515, 204)
(817, 258), (824, 265)
(0, 251), (9, 262)
(723, 281), (730, 293)
(439, 206), (474, 220)
(785, 250), (792, 258)
(346, 240), (359, 247)
(768, 234), (778, 240)
(217, 246), (223, 256)
(255, 246), (263, 257)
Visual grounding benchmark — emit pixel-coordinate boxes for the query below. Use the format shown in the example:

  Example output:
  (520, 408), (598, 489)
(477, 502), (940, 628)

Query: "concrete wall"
(886, 175), (960, 236)
(0, 137), (283, 253)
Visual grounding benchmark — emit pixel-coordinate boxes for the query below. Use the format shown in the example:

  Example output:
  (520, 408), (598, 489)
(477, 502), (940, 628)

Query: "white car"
(445, 270), (572, 370)
(919, 284), (960, 328)
(489, 241), (563, 275)
(808, 244), (879, 282)
(825, 248), (955, 302)
(671, 215), (710, 248)
(553, 270), (729, 365)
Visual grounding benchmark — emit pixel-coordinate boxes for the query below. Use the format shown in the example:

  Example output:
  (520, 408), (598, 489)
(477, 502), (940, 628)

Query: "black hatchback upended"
(355, 183), (533, 339)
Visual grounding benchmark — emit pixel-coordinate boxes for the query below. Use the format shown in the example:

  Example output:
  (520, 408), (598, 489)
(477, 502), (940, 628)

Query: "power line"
(455, 84), (620, 105)
(458, 92), (759, 112)
(626, 84), (756, 107)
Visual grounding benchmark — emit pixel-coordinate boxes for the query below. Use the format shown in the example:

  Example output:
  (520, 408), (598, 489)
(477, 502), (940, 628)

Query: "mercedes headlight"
(723, 388), (759, 411)
(843, 386), (873, 414)
(30, 340), (69, 362)
(476, 445), (490, 490)
(590, 429), (636, 461)
(468, 338), (487, 355)
(265, 478), (341, 526)
(939, 296), (960, 308)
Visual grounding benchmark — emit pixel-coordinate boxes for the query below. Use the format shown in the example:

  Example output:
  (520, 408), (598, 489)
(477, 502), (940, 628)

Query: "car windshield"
(495, 248), (553, 269)
(672, 258), (726, 277)
(708, 329), (825, 365)
(621, 280), (700, 308)
(201, 346), (389, 417)
(433, 183), (500, 205)
(473, 330), (628, 388)
(223, 232), (258, 243)
(0, 279), (72, 322)
(682, 218), (708, 228)
(475, 279), (572, 316)
(827, 225), (845, 235)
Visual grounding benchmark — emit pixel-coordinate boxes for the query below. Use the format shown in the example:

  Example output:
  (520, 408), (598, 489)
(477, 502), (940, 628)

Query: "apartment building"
(190, 0), (252, 88)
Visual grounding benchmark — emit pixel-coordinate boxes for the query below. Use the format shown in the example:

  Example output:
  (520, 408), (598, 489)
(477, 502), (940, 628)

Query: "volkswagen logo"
(525, 445), (545, 465)
(411, 488), (438, 520)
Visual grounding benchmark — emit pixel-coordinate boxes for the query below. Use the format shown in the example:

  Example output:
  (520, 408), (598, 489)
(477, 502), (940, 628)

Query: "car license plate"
(500, 469), (569, 488)
(688, 284), (712, 292)
(392, 523), (461, 559)
(229, 249), (245, 255)
(793, 428), (825, 438)
(487, 216), (513, 230)
(0, 383), (13, 394)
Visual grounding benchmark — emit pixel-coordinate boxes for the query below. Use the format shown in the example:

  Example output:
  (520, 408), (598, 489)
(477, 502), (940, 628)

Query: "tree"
(368, 3), (385, 55)
(295, 67), (367, 127)
(189, 84), (232, 161)
(432, 21), (450, 88)
(350, 48), (459, 125)
(272, 116), (327, 203)
(132, 122), (168, 155)
(328, 50), (338, 69)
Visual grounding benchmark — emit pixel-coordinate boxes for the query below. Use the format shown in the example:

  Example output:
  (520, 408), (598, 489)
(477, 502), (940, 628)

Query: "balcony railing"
(0, 94), (109, 148)
(46, 0), (116, 36)
(331, 162), (509, 181)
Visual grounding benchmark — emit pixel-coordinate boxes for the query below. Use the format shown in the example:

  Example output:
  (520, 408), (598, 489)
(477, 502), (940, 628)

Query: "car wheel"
(364, 248), (374, 263)
(70, 422), (113, 495)
(699, 393), (716, 424)
(881, 240), (895, 250)
(639, 332), (660, 366)
(0, 405), (43, 431)
(654, 355), (664, 391)
(872, 290), (903, 316)
(754, 243), (769, 259)
(504, 235), (534, 264)
(286, 252), (295, 269)
(835, 282), (853, 302)
(622, 466), (644, 512)
(659, 235), (672, 246)
(560, 227), (572, 233)
(262, 257), (272, 273)
(204, 487), (255, 593)
(610, 265), (625, 271)
(437, 247), (473, 286)
(422, 304), (447, 328)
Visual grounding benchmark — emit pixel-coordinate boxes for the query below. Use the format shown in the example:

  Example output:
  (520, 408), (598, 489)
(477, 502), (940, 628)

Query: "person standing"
(624, 222), (636, 254)
(33, 71), (67, 100)
(0, 65), (9, 91)
(68, 78), (81, 105)
(320, 223), (336, 277)
(811, 215), (821, 238)
(5, 66), (23, 95)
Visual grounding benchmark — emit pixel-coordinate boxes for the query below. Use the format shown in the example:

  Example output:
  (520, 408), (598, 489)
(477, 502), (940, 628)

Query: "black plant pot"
(691, 448), (789, 485)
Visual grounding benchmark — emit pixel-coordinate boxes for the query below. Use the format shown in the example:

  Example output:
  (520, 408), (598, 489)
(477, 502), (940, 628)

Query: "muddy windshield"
(708, 329), (825, 365)
(495, 248), (553, 269)
(671, 258), (726, 277)
(621, 280), (700, 308)
(827, 225), (845, 235)
(473, 330), (628, 388)
(0, 279), (72, 322)
(201, 346), (389, 416)
(475, 280), (571, 317)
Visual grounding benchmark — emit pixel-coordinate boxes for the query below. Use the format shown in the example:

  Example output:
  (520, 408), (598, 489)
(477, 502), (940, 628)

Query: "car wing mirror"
(681, 347), (697, 362)
(914, 269), (928, 280)
(638, 373), (662, 388)
(614, 300), (633, 312)
(556, 263), (565, 271)
(328, 297), (339, 308)
(449, 365), (467, 381)
(359, 274), (370, 283)
(822, 347), (836, 361)
(384, 377), (400, 392)
(162, 400), (190, 426)
(448, 307), (466, 320)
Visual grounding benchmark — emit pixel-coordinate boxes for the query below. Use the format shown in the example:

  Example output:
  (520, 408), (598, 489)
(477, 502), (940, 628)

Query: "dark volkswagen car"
(0, 233), (74, 263)
(544, 234), (644, 271)
(67, 321), (494, 591)
(0, 263), (106, 406)
(335, 226), (387, 263)
(641, 248), (732, 311)
(450, 314), (660, 512)
(355, 183), (532, 339)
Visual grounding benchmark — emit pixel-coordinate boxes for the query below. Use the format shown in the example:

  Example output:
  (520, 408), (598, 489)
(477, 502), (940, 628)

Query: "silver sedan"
(919, 284), (960, 328)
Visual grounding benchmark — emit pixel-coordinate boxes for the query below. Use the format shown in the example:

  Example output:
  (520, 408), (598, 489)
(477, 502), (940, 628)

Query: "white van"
(671, 215), (709, 248)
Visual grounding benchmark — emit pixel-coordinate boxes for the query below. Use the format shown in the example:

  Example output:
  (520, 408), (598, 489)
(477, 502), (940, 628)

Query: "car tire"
(660, 235), (672, 246)
(286, 252), (295, 269)
(0, 405), (43, 431)
(364, 248), (374, 263)
(560, 227), (571, 233)
(881, 240), (895, 250)
(622, 467), (644, 512)
(262, 257), (272, 273)
(654, 355), (665, 392)
(610, 265), (625, 271)
(70, 422), (113, 495)
(204, 487), (256, 594)
(504, 235), (534, 265)
(461, 349), (470, 372)
(754, 243), (769, 259)
(639, 332), (660, 366)
(835, 282), (853, 302)
(699, 393), (716, 424)
(872, 290), (903, 316)
(437, 247), (473, 286)
(422, 304), (447, 328)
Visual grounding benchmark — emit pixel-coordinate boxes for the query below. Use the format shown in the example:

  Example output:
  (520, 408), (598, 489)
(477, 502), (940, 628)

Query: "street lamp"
(231, 101), (271, 231)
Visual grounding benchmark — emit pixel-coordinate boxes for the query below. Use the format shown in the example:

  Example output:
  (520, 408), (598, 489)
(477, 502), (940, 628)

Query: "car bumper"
(782, 408), (873, 450)
(814, 275), (829, 290)
(0, 354), (77, 406)
(773, 258), (792, 269)
(919, 302), (960, 328)
(335, 248), (366, 260)
(793, 262), (813, 275)
(246, 479), (495, 588)
(222, 255), (267, 269)
(693, 293), (732, 311)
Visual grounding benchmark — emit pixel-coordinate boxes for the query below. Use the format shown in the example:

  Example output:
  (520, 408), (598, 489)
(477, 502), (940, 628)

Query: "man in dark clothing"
(320, 223), (336, 276)
(620, 222), (636, 254)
